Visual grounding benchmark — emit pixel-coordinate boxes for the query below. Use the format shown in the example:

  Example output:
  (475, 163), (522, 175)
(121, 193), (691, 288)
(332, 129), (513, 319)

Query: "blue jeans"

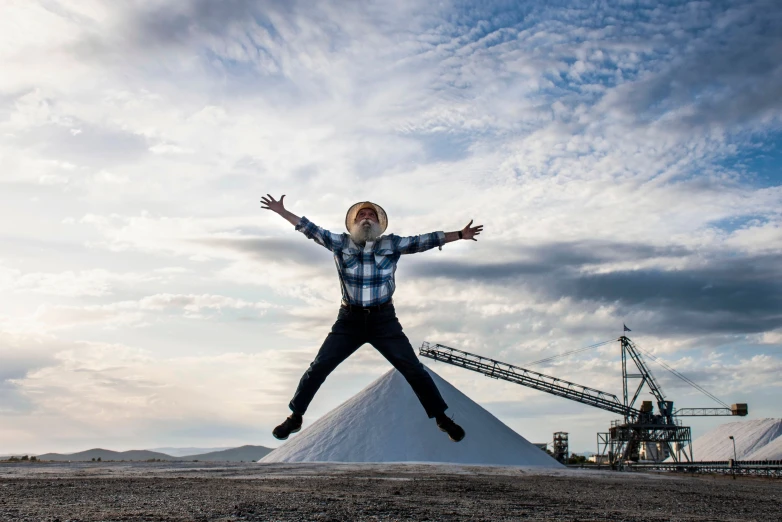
(289, 304), (448, 418)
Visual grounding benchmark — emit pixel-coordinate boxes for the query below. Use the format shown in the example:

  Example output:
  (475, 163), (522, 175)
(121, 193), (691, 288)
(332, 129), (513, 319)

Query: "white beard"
(349, 219), (382, 244)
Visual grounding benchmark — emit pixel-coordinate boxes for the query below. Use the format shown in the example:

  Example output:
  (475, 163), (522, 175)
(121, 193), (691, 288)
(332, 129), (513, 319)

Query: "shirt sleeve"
(295, 216), (346, 252)
(391, 231), (446, 254)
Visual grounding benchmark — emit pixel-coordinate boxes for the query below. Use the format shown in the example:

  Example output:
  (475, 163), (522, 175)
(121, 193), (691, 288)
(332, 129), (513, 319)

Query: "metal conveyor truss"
(419, 342), (637, 417)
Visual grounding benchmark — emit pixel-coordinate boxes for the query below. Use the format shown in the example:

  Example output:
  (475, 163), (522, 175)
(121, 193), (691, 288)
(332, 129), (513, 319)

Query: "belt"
(340, 299), (393, 313)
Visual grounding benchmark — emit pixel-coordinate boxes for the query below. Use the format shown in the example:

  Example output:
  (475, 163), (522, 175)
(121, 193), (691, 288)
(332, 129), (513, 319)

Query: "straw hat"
(345, 201), (388, 233)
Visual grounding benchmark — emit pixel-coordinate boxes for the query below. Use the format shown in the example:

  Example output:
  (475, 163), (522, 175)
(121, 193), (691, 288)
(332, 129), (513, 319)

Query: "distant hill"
(573, 451), (597, 457)
(31, 445), (275, 462)
(37, 448), (177, 462)
(147, 446), (232, 457)
(181, 445), (273, 462)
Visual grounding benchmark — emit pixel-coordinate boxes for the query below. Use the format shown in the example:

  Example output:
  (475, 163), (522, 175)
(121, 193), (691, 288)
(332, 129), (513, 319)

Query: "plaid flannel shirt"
(295, 216), (446, 306)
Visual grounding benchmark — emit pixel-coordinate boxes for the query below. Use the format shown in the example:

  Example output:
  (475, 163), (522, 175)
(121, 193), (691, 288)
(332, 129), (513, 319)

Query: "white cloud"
(93, 170), (128, 184)
(25, 293), (274, 330)
(0, 265), (160, 297)
(759, 330), (782, 345)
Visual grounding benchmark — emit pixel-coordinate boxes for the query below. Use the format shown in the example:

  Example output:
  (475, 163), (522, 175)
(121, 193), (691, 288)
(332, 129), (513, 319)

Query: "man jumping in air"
(261, 195), (483, 442)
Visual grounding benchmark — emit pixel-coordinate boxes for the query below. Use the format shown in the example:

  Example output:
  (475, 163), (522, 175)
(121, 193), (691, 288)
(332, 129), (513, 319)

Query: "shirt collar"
(345, 236), (386, 252)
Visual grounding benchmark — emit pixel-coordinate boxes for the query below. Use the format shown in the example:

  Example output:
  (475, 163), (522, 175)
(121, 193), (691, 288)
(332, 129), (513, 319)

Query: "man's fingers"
(262, 194), (286, 207)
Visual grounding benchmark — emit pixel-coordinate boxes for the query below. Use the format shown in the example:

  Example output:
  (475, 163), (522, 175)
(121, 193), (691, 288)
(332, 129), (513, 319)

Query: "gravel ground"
(0, 461), (779, 521)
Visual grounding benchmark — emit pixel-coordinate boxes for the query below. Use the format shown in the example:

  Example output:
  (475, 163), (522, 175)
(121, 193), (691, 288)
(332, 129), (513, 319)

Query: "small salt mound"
(744, 434), (782, 460)
(261, 366), (562, 467)
(677, 418), (782, 461)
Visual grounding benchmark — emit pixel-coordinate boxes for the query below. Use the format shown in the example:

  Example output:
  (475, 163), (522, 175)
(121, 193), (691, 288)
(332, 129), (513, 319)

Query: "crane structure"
(419, 336), (748, 467)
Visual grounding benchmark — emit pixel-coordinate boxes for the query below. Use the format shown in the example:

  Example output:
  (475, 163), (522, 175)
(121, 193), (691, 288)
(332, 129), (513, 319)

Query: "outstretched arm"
(443, 220), (483, 244)
(261, 194), (345, 251)
(394, 220), (483, 254)
(261, 194), (300, 226)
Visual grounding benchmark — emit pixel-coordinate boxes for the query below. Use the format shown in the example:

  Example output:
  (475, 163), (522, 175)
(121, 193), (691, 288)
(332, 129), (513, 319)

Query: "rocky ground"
(0, 461), (779, 521)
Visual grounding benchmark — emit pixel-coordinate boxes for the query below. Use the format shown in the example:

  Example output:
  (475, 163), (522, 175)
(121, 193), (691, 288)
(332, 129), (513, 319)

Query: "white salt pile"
(679, 418), (782, 461)
(745, 434), (782, 460)
(261, 366), (562, 467)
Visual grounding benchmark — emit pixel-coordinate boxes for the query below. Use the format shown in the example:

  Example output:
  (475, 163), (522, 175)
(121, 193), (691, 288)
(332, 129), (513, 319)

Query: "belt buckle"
(363, 307), (372, 314)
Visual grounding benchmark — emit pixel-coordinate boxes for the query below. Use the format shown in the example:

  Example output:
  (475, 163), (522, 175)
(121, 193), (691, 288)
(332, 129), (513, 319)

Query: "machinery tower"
(596, 336), (693, 466)
(552, 432), (569, 463)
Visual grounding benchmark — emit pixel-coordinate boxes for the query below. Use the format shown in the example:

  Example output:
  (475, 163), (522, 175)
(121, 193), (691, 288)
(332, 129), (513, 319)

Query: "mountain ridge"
(26, 445), (273, 462)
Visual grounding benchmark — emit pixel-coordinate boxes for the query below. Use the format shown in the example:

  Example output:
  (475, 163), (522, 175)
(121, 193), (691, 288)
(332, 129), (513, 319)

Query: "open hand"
(261, 194), (286, 214)
(461, 220), (483, 241)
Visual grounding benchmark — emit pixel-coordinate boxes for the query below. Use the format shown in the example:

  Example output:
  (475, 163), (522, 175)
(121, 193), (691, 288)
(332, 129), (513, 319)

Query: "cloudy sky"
(2, 0), (781, 456)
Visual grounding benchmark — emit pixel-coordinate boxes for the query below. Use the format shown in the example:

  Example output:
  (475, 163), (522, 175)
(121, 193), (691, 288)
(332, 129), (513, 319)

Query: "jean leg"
(369, 309), (448, 418)
(289, 312), (364, 415)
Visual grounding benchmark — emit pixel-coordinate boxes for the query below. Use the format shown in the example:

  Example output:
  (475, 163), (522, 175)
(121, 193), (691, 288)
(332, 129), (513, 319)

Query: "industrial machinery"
(552, 432), (569, 463)
(419, 335), (748, 467)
